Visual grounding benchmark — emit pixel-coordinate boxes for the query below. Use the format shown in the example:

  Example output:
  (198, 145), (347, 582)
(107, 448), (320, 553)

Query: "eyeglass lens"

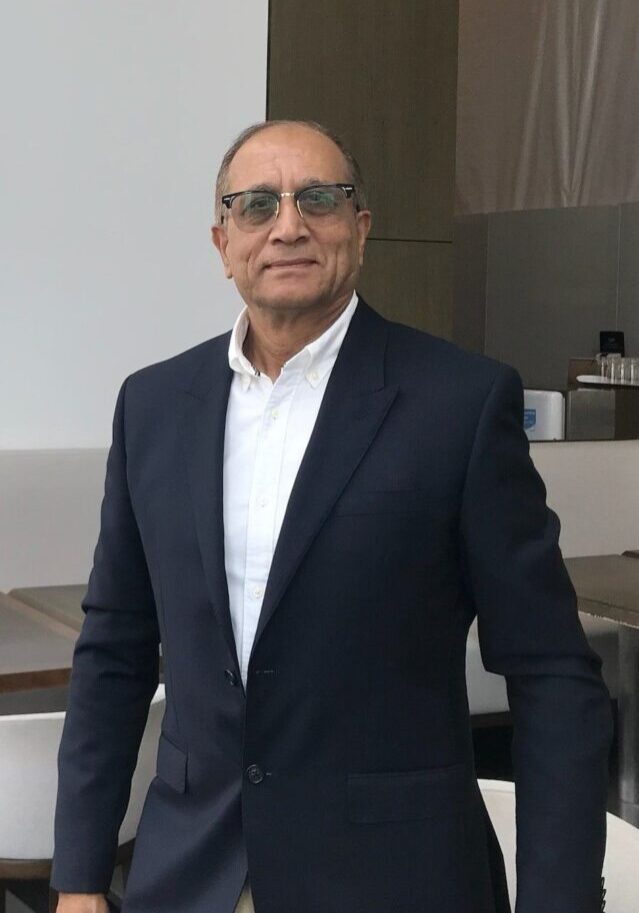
(229, 185), (350, 231)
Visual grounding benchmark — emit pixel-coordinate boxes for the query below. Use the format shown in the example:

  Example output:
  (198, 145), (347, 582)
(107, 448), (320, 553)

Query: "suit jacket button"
(246, 764), (264, 784)
(224, 669), (238, 686)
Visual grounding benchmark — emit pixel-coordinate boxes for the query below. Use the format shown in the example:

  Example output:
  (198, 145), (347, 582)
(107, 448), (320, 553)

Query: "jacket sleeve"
(51, 377), (161, 893)
(460, 365), (612, 913)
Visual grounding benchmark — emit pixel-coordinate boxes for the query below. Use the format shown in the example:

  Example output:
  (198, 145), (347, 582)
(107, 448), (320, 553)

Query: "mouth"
(265, 259), (316, 270)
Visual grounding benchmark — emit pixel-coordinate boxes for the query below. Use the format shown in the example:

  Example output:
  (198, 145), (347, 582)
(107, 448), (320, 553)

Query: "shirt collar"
(228, 308), (258, 391)
(227, 292), (358, 390)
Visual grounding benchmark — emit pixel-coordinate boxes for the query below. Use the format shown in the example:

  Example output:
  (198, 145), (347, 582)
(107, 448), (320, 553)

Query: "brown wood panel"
(358, 239), (453, 338)
(268, 0), (458, 242)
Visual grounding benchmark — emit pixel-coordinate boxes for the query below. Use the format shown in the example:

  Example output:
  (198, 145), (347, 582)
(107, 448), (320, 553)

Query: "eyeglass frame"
(220, 183), (361, 229)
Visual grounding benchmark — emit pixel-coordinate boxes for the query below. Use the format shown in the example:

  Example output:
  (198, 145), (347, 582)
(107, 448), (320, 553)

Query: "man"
(52, 120), (612, 913)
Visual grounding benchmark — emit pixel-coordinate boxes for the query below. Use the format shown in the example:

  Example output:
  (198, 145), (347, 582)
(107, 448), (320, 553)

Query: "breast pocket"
(333, 489), (429, 517)
(347, 762), (467, 824)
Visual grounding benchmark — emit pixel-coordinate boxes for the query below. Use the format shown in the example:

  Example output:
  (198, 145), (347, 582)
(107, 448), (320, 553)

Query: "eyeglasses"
(220, 183), (359, 233)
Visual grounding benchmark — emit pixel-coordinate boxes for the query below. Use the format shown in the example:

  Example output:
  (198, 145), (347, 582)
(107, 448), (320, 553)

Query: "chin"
(255, 285), (327, 312)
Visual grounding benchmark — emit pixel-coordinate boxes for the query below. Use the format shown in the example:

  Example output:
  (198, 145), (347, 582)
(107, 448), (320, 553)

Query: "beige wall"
(531, 439), (639, 557)
(2, 441), (637, 591)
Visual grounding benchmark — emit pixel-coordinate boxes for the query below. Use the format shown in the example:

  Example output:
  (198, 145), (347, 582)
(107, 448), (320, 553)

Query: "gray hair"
(214, 119), (368, 224)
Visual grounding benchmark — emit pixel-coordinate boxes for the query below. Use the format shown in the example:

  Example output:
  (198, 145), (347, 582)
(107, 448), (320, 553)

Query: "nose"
(270, 195), (310, 243)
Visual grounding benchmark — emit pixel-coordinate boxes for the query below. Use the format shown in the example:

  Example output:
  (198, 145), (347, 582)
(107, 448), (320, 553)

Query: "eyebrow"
(241, 177), (332, 194)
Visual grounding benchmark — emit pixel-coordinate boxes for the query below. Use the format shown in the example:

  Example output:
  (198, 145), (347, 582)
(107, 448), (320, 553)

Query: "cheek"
(334, 234), (361, 269)
(226, 242), (258, 279)
(321, 228), (358, 266)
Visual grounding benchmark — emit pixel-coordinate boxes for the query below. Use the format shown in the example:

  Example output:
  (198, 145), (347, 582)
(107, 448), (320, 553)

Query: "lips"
(265, 259), (316, 269)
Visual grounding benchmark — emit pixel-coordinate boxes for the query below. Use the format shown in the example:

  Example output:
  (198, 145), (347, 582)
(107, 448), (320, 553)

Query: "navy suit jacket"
(52, 299), (612, 913)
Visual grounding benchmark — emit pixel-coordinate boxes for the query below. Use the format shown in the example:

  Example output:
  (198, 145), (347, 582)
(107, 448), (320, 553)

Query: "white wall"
(0, 1), (268, 449)
(0, 449), (106, 590)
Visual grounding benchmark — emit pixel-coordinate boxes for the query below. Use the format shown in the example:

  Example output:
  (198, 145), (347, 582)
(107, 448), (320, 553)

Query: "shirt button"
(246, 764), (264, 784)
(258, 495), (268, 508)
(251, 585), (264, 599)
(308, 370), (319, 383)
(224, 669), (238, 686)
(271, 408), (279, 420)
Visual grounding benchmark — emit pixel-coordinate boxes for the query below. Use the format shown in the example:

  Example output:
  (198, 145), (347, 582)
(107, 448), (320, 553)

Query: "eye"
(237, 192), (277, 220)
(299, 186), (342, 214)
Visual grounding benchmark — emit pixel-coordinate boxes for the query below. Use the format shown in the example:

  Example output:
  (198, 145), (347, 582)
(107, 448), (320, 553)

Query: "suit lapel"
(251, 300), (398, 658)
(177, 334), (238, 666)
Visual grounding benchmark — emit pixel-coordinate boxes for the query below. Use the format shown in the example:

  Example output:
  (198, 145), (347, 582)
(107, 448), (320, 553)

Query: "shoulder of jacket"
(123, 330), (230, 395)
(380, 313), (510, 391)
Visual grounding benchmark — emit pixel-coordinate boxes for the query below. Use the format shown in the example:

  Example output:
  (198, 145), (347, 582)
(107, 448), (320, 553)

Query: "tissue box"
(523, 389), (565, 441)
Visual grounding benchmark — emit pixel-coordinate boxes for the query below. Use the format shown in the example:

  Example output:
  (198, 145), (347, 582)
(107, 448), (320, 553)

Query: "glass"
(221, 183), (358, 232)
(629, 358), (639, 386)
(595, 353), (608, 378)
(607, 353), (622, 383)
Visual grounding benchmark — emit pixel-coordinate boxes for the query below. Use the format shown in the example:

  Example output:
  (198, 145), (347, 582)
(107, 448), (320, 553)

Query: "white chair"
(479, 778), (639, 912)
(0, 684), (165, 912)
(466, 620), (509, 717)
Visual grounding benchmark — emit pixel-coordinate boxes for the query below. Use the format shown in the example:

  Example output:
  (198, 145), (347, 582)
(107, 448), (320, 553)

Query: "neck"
(243, 293), (353, 381)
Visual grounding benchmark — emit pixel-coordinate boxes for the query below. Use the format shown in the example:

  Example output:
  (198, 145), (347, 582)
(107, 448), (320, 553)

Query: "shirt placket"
(240, 371), (297, 682)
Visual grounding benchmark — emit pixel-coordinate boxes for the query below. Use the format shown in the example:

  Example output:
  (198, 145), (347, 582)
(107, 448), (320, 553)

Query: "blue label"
(523, 408), (536, 430)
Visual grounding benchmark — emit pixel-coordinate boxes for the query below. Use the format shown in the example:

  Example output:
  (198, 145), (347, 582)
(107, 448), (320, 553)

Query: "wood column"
(268, 0), (459, 336)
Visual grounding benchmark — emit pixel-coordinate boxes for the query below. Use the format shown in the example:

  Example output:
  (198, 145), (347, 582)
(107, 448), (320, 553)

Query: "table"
(9, 584), (87, 632)
(8, 569), (638, 820)
(565, 554), (639, 826)
(9, 583), (164, 681)
(0, 592), (77, 695)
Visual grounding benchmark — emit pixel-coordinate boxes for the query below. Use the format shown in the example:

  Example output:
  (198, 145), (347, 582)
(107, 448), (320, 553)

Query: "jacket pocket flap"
(156, 732), (187, 793)
(334, 489), (428, 516)
(348, 763), (466, 824)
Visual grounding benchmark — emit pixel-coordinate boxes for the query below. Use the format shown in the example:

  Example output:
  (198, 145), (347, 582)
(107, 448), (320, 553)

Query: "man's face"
(212, 125), (371, 316)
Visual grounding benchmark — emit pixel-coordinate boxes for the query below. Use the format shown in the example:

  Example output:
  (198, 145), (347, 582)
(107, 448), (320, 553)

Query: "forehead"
(227, 126), (349, 190)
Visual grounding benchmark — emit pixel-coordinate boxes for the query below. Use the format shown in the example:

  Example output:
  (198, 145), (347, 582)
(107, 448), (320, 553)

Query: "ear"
(211, 224), (233, 279)
(355, 210), (372, 266)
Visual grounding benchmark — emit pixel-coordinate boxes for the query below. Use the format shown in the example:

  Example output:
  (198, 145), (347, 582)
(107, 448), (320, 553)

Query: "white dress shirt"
(223, 293), (358, 687)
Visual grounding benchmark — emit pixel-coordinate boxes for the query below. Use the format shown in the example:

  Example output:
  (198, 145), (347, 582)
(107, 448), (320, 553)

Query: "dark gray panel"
(485, 206), (620, 390)
(453, 215), (488, 354)
(0, 685), (68, 715)
(619, 203), (639, 358)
